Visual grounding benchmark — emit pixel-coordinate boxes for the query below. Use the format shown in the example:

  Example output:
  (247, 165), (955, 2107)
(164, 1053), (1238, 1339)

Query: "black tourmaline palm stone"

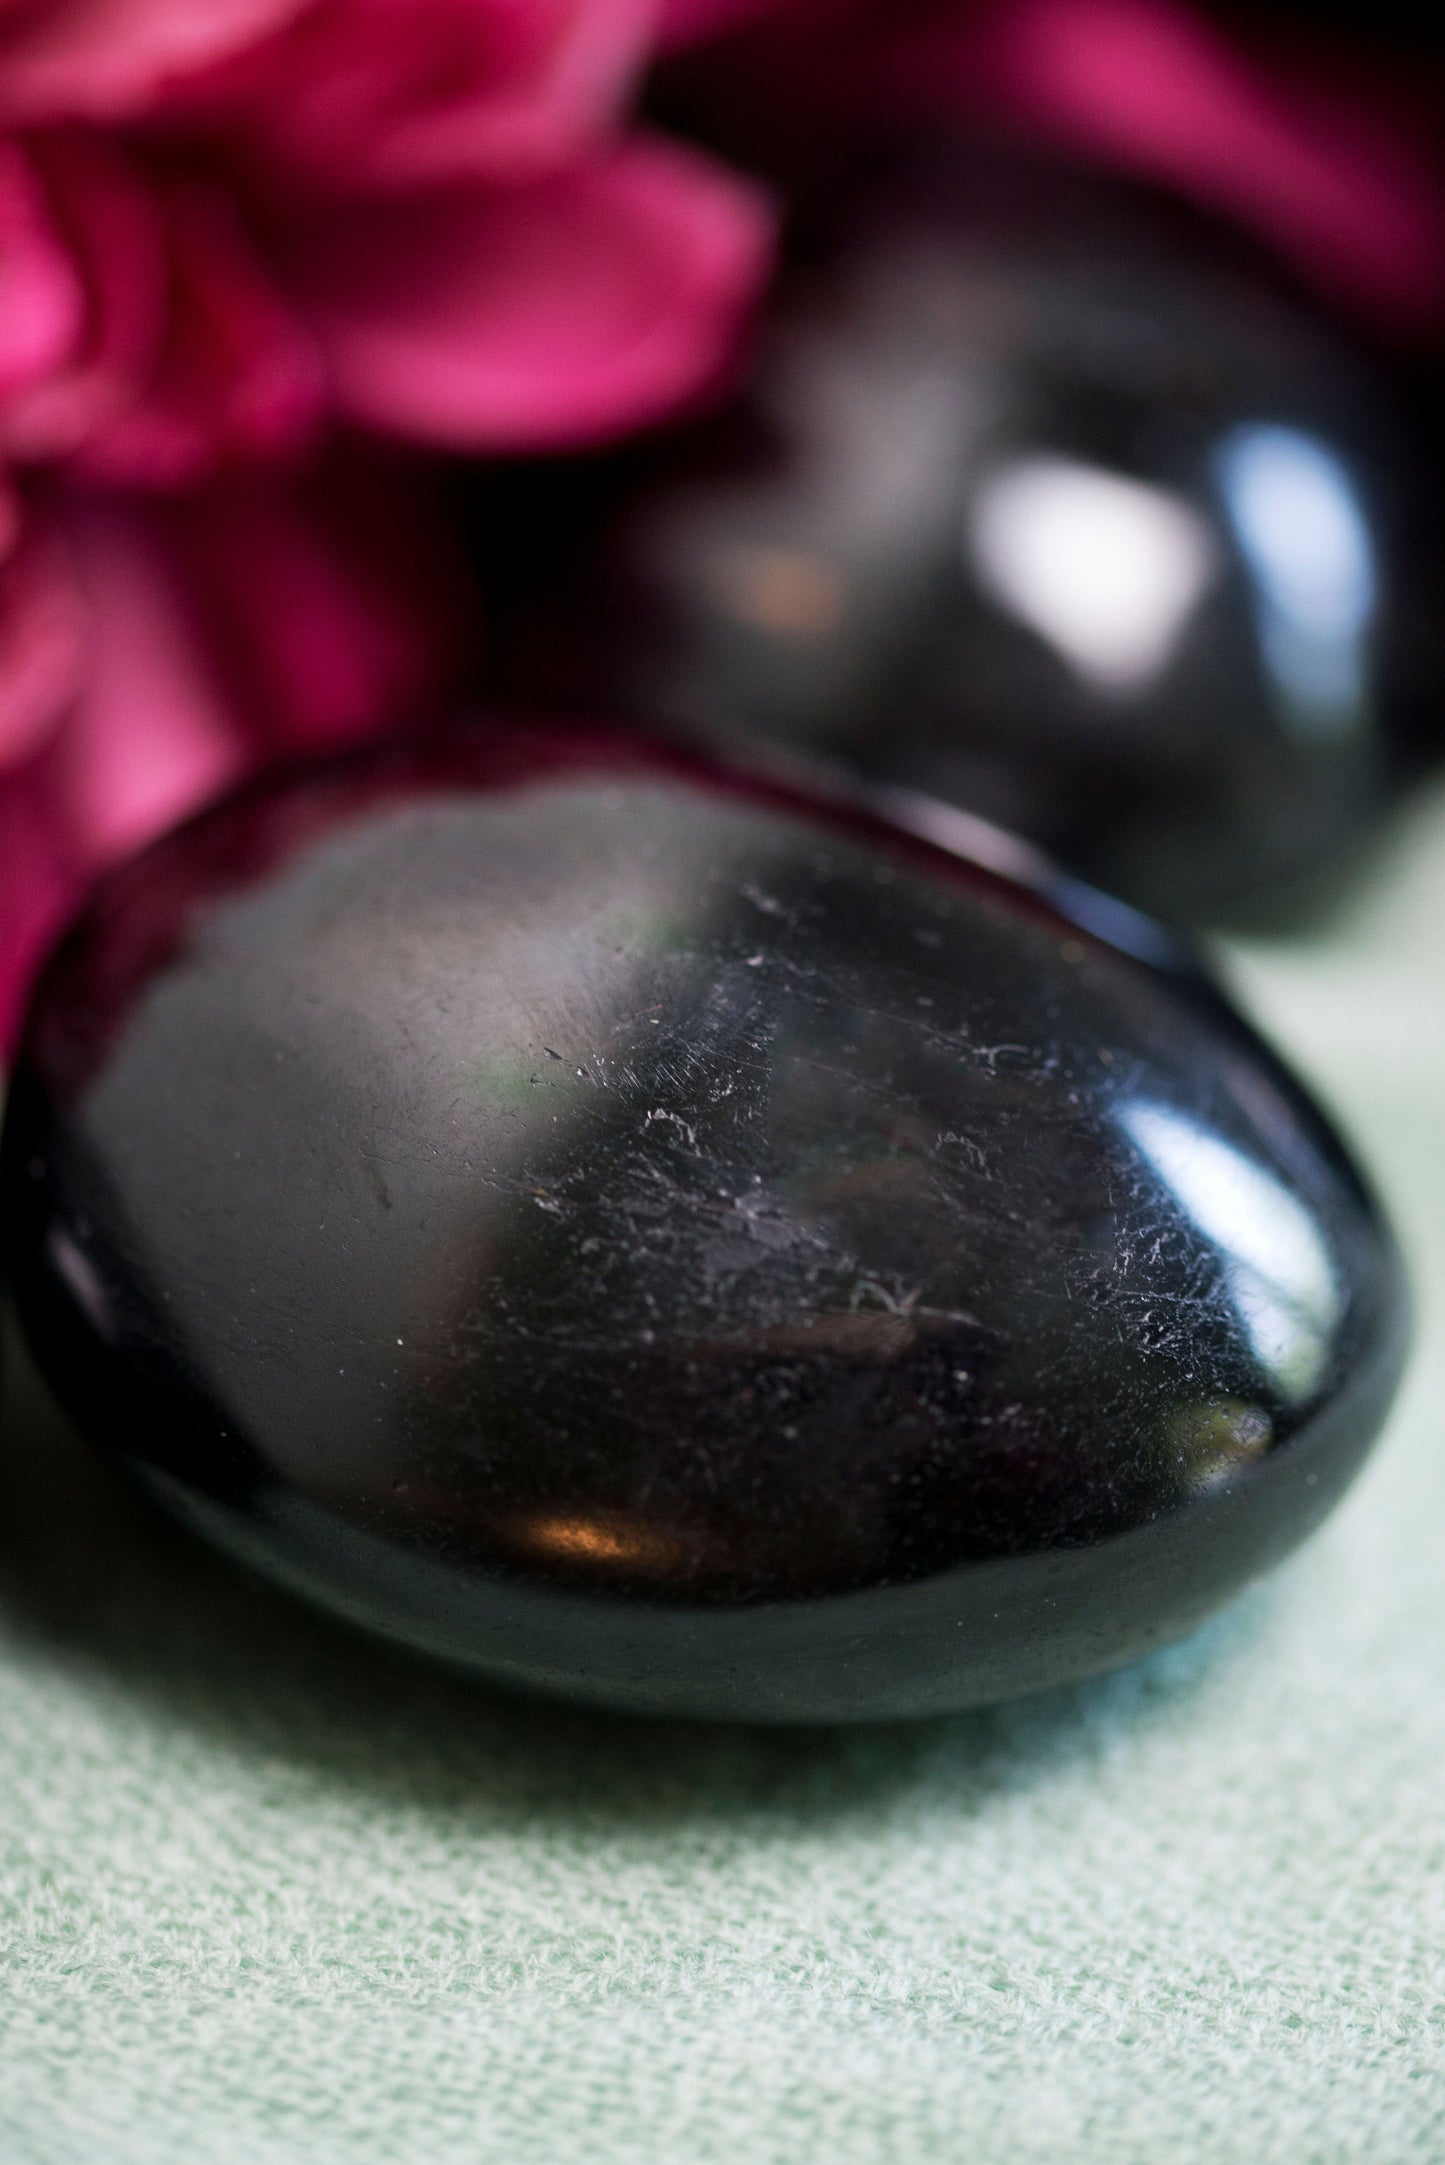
(0, 719), (1407, 1720)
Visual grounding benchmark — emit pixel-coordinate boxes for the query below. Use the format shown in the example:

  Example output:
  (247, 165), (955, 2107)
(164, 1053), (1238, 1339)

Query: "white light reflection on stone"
(967, 455), (1219, 692)
(47, 1226), (115, 1344)
(1122, 1101), (1340, 1403)
(1215, 423), (1376, 737)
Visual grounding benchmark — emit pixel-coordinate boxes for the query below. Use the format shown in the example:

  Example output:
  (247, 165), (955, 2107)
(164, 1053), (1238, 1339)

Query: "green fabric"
(4, 791), (1445, 2165)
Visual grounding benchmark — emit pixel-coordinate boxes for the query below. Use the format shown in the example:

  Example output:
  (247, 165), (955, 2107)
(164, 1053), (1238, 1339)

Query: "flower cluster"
(0, 0), (773, 1028)
(0, 0), (1440, 1042)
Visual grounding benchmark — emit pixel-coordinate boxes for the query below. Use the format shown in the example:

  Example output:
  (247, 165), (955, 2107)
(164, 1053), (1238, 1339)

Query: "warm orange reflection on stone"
(714, 545), (847, 637)
(509, 1511), (687, 1578)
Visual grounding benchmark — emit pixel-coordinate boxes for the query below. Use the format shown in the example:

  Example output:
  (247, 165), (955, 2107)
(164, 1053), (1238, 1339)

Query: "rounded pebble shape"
(0, 717), (1408, 1721)
(475, 144), (1440, 927)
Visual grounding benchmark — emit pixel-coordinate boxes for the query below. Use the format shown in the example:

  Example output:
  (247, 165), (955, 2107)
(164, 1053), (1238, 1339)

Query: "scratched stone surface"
(0, 717), (1403, 1723)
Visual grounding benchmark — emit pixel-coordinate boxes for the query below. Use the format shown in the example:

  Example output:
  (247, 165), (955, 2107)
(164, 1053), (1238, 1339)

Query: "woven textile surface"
(2, 790), (1444, 2165)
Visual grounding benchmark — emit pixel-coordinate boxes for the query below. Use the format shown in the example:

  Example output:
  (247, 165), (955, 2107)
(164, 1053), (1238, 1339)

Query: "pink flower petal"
(0, 132), (168, 462)
(0, 458), (478, 1047)
(50, 492), (249, 866)
(0, 497), (88, 768)
(0, 743), (77, 1049)
(275, 134), (775, 449)
(885, 0), (1445, 334)
(164, 446), (477, 754)
(78, 173), (324, 486)
(0, 486), (254, 1047)
(177, 0), (659, 190)
(656, 0), (793, 51)
(0, 141), (86, 401)
(0, 0), (309, 123)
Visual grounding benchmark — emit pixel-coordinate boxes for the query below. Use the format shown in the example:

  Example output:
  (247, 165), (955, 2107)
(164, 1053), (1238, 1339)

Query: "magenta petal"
(655, 0), (796, 51)
(894, 0), (1445, 334)
(0, 501), (88, 769)
(0, 0), (309, 123)
(0, 745), (77, 1050)
(277, 136), (775, 449)
(78, 174), (324, 487)
(182, 0), (660, 191)
(51, 493), (249, 867)
(0, 134), (169, 463)
(164, 449), (478, 755)
(0, 141), (86, 401)
(0, 489), (252, 1049)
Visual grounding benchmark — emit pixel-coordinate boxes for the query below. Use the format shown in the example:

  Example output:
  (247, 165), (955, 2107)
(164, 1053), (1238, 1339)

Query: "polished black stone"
(476, 146), (1439, 927)
(0, 718), (1407, 1720)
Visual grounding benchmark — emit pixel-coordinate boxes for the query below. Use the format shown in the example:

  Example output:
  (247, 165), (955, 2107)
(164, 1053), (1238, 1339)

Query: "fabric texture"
(3, 788), (1445, 2163)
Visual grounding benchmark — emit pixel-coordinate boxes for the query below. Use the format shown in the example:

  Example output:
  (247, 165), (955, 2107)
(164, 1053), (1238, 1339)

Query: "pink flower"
(665, 0), (1445, 335)
(0, 0), (775, 1044)
(0, 449), (479, 1031)
(873, 0), (1445, 337)
(2, 0), (1440, 1050)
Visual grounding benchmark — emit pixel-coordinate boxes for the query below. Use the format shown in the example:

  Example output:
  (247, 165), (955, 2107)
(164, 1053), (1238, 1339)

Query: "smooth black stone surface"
(0, 718), (1407, 1721)
(476, 146), (1438, 927)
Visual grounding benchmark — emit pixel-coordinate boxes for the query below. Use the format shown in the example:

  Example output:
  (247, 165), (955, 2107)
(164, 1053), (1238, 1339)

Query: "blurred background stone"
(467, 142), (1444, 929)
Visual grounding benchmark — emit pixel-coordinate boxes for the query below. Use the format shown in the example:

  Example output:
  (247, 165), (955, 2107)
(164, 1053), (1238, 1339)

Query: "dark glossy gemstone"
(475, 145), (1440, 928)
(0, 718), (1407, 1721)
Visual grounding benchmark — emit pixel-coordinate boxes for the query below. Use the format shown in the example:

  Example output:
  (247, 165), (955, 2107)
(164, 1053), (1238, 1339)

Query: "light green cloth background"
(3, 788), (1445, 2165)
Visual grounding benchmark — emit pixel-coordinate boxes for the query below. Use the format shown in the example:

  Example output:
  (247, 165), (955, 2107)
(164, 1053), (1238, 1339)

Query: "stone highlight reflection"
(1120, 1101), (1342, 1402)
(967, 456), (1221, 692)
(1215, 424), (1378, 732)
